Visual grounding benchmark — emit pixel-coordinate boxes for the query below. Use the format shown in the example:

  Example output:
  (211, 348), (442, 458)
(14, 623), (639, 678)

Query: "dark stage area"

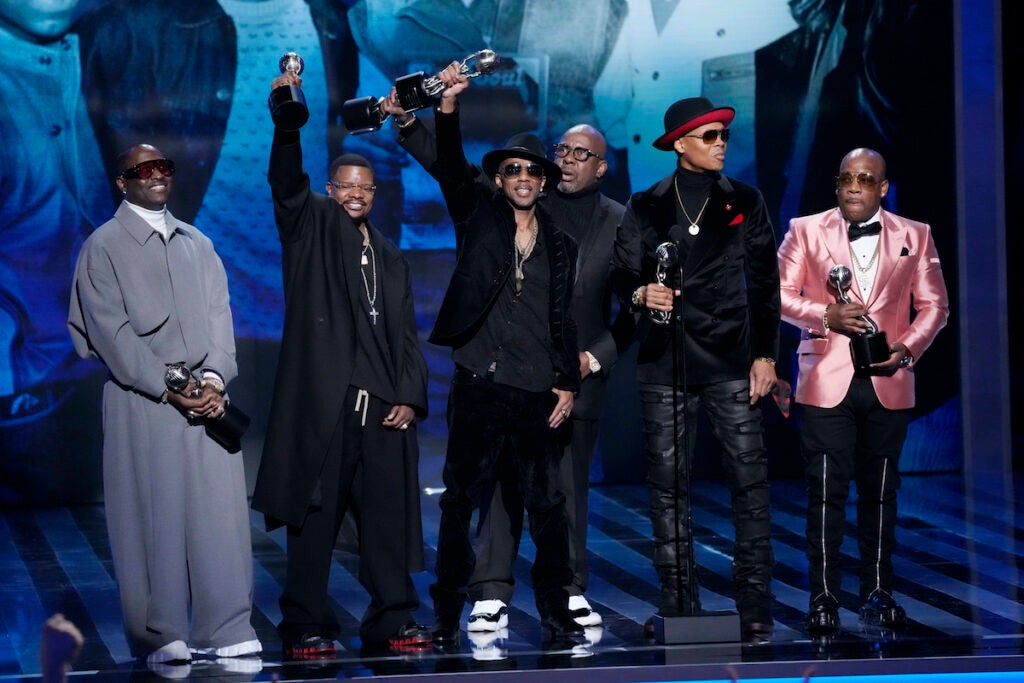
(4, 473), (1024, 682)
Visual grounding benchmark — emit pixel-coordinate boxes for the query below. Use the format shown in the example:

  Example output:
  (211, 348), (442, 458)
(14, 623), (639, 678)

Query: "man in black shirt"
(422, 62), (583, 647)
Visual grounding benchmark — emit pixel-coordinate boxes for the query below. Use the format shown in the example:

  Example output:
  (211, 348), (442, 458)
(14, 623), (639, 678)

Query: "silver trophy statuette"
(341, 49), (499, 134)
(827, 264), (889, 367)
(268, 52), (309, 131)
(650, 242), (679, 326)
(397, 49), (499, 111)
(164, 362), (201, 398)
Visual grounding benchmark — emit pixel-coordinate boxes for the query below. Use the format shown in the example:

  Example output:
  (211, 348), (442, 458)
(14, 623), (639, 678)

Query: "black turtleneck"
(551, 184), (601, 242)
(673, 167), (716, 220)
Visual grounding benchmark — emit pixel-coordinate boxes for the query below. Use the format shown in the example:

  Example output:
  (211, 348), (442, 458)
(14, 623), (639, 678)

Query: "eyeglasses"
(329, 180), (377, 193)
(551, 144), (601, 162)
(683, 128), (731, 144)
(500, 163), (544, 179)
(835, 172), (882, 188)
(119, 158), (175, 180)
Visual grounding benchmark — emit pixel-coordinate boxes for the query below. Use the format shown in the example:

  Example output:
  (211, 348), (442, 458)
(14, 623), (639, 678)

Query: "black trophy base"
(651, 610), (740, 644)
(395, 71), (432, 112)
(341, 96), (386, 134)
(268, 84), (309, 131)
(204, 403), (251, 454)
(852, 330), (890, 368)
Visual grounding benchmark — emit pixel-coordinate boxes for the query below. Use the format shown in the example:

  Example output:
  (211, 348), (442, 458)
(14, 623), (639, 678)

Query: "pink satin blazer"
(778, 207), (949, 410)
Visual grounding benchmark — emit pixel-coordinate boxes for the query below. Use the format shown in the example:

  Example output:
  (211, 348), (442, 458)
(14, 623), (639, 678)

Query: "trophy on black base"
(268, 52), (309, 131)
(164, 363), (251, 454)
(341, 49), (499, 134)
(828, 264), (890, 368)
(649, 242), (678, 325)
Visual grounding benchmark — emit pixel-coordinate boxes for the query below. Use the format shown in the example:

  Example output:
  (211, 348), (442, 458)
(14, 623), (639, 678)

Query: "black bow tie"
(848, 221), (882, 240)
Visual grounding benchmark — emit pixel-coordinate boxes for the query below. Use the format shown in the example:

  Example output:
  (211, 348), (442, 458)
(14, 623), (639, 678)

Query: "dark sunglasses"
(120, 158), (176, 180)
(551, 144), (600, 162)
(500, 162), (544, 179)
(836, 172), (882, 188)
(683, 128), (731, 144)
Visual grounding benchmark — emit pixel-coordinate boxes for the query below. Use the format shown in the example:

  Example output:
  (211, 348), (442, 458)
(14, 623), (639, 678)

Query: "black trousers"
(279, 386), (419, 645)
(799, 376), (909, 605)
(431, 366), (573, 620)
(468, 416), (599, 601)
(640, 379), (773, 616)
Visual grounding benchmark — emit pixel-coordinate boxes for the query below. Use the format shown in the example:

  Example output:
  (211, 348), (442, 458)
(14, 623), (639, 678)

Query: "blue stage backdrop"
(0, 0), (959, 505)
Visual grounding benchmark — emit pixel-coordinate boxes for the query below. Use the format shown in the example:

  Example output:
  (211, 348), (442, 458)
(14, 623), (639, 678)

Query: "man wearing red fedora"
(611, 96), (781, 644)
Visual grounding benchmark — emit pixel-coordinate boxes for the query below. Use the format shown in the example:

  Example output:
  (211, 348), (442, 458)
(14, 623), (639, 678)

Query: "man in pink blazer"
(777, 148), (948, 637)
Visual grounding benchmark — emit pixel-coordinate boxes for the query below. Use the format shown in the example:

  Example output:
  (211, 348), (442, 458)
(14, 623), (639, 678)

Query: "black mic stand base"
(650, 610), (740, 644)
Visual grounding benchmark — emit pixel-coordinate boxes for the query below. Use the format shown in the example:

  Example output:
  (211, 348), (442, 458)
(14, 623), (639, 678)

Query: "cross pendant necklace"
(361, 242), (379, 325)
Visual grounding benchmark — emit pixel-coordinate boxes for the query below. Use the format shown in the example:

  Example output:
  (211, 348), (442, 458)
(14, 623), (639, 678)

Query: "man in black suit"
(611, 96), (780, 644)
(415, 63), (584, 647)
(251, 71), (430, 658)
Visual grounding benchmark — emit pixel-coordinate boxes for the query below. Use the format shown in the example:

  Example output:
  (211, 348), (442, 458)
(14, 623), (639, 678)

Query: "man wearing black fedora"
(422, 62), (584, 647)
(611, 96), (781, 643)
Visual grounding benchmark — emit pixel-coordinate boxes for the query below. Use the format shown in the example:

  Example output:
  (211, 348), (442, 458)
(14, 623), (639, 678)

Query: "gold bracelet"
(754, 357), (776, 365)
(823, 303), (832, 332)
(396, 112), (416, 129)
(631, 287), (644, 309)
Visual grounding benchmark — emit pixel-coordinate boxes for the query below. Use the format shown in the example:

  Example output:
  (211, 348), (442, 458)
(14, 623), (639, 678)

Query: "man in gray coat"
(68, 144), (260, 666)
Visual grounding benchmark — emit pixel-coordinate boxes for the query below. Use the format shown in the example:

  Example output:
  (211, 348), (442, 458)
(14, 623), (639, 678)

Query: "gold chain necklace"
(673, 176), (710, 236)
(513, 215), (538, 296)
(850, 240), (880, 273)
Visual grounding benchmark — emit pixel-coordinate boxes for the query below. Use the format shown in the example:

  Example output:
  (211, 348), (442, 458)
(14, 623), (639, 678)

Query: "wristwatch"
(585, 351), (601, 374)
(631, 287), (644, 309)
(899, 352), (914, 368)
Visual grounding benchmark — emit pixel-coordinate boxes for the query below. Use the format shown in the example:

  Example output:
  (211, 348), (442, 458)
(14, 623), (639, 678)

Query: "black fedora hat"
(652, 97), (735, 150)
(481, 132), (562, 183)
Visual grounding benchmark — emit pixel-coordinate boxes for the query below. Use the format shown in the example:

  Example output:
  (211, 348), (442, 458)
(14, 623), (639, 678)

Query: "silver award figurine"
(650, 242), (679, 326)
(268, 52), (310, 131)
(163, 363), (251, 453)
(341, 49), (499, 134)
(828, 264), (890, 368)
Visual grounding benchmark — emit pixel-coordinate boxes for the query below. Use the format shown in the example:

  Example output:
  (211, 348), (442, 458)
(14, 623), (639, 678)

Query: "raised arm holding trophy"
(341, 49), (498, 134)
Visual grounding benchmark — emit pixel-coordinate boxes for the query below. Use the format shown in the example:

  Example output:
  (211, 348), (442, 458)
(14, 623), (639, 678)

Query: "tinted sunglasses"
(835, 172), (882, 188)
(551, 144), (600, 162)
(120, 158), (176, 180)
(683, 128), (731, 144)
(500, 162), (544, 179)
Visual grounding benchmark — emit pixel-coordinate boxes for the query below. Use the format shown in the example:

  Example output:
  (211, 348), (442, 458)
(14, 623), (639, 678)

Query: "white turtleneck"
(124, 201), (171, 240)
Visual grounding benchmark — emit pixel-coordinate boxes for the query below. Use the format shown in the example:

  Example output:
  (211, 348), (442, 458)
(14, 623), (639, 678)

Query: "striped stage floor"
(3, 472), (1024, 681)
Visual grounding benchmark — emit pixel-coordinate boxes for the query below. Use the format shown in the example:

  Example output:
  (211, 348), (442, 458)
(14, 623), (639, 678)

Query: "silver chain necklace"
(360, 241), (379, 325)
(513, 215), (538, 296)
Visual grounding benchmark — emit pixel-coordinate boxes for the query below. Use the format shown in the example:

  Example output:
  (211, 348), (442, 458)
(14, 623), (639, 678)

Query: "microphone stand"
(650, 248), (739, 645)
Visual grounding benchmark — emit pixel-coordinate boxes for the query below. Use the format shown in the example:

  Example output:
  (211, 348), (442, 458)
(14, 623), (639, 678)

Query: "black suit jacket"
(251, 129), (428, 571)
(611, 171), (780, 387)
(425, 107), (579, 395)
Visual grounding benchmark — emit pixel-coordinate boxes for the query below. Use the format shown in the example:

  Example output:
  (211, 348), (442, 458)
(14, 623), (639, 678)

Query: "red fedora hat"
(652, 97), (735, 151)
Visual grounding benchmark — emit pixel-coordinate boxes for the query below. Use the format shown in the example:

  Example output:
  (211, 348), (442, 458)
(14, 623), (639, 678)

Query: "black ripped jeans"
(640, 379), (774, 617)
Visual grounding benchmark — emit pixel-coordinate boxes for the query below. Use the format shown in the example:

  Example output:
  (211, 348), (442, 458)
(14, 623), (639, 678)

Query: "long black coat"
(611, 171), (780, 386)
(427, 107), (580, 395)
(251, 129), (428, 571)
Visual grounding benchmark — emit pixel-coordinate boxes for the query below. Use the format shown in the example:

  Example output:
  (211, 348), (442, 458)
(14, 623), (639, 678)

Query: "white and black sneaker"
(467, 599), (509, 632)
(568, 595), (603, 626)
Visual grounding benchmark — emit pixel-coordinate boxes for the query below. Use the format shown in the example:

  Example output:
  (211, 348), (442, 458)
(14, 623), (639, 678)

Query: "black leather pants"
(640, 379), (774, 616)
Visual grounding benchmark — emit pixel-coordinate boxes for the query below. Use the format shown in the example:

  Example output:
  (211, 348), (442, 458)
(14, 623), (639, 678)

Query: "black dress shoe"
(430, 619), (460, 648)
(283, 633), (336, 660)
(805, 599), (841, 637)
(859, 591), (907, 629)
(541, 609), (586, 645)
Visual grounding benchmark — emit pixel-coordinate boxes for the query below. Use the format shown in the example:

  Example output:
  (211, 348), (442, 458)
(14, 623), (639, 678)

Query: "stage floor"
(3, 473), (1024, 681)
